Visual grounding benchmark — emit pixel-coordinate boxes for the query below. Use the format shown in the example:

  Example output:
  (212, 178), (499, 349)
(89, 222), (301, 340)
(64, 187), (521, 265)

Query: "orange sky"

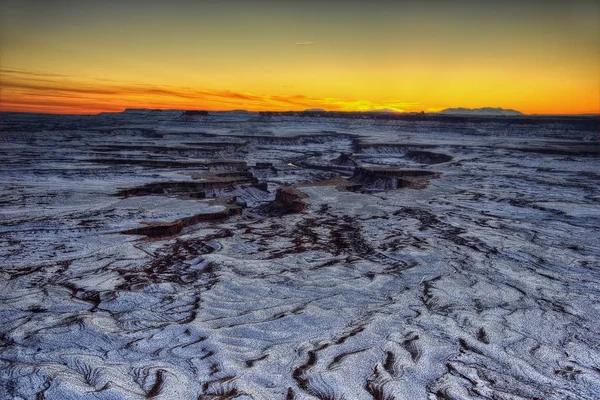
(1, 1), (599, 115)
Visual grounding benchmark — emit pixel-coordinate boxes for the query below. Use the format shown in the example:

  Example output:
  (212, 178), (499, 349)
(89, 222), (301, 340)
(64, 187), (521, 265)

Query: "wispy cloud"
(295, 41), (317, 46)
(0, 68), (70, 78)
(0, 67), (419, 114)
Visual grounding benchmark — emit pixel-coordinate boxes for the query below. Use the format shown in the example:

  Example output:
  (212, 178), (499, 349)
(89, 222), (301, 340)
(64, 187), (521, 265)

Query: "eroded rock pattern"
(1, 110), (599, 399)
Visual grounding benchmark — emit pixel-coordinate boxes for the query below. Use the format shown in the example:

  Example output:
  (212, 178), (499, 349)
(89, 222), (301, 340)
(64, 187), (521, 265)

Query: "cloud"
(0, 67), (420, 114)
(0, 68), (69, 78)
(295, 41), (317, 46)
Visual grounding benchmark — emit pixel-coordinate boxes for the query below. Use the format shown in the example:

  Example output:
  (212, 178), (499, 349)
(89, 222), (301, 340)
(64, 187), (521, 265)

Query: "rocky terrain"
(0, 110), (599, 399)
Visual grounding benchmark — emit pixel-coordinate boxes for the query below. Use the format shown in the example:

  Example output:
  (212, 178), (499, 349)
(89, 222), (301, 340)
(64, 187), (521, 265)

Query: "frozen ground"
(1, 110), (599, 399)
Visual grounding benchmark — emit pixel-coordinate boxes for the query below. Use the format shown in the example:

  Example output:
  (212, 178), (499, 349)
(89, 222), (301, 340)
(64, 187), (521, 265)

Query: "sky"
(1, 0), (599, 114)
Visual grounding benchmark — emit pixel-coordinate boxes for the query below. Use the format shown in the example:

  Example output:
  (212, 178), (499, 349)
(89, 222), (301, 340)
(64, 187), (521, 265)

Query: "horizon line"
(1, 108), (598, 117)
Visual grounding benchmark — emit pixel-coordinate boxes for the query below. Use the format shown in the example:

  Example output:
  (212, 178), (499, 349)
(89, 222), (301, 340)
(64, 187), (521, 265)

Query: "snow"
(0, 111), (599, 399)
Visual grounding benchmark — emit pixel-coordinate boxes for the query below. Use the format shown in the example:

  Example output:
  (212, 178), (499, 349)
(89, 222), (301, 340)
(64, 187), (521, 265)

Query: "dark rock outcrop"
(351, 167), (439, 191)
(116, 174), (258, 198)
(332, 152), (357, 167)
(405, 150), (453, 164)
(121, 198), (243, 237)
(275, 187), (308, 212)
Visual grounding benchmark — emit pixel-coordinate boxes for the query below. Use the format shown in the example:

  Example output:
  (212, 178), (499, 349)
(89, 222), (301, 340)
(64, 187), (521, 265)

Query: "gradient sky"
(1, 0), (599, 114)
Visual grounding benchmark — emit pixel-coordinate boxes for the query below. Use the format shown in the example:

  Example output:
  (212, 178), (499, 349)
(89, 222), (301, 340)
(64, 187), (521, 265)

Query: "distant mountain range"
(99, 107), (595, 118)
(438, 107), (523, 116)
(303, 107), (525, 116)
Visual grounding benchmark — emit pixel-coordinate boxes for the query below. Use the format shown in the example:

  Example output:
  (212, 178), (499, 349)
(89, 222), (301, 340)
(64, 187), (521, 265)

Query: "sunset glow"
(1, 0), (599, 115)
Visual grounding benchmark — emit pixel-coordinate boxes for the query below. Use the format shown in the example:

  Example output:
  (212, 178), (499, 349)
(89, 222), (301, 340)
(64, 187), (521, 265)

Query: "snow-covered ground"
(1, 111), (599, 399)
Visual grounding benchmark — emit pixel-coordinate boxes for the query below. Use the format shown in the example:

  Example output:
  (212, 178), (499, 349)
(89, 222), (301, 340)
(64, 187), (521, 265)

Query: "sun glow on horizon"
(1, 1), (599, 115)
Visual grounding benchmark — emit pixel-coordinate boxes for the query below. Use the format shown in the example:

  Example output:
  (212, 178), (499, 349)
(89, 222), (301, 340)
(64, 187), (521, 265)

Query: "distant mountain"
(439, 107), (523, 116)
(303, 108), (326, 112)
(181, 110), (209, 116)
(366, 108), (398, 114)
(122, 108), (162, 113)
